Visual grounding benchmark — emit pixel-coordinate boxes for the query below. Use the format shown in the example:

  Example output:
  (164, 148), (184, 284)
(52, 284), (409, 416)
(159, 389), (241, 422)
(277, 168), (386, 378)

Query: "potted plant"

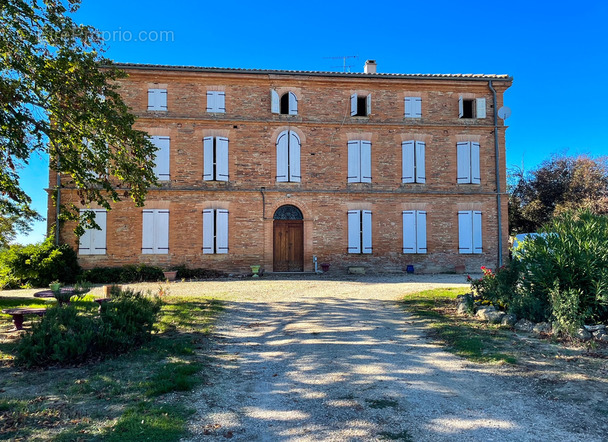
(250, 265), (261, 278)
(163, 270), (178, 281)
(321, 262), (330, 272)
(50, 281), (72, 306)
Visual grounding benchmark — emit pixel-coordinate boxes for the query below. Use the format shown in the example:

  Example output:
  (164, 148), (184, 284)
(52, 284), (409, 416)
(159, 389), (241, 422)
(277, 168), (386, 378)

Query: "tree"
(509, 154), (608, 233)
(0, 0), (157, 235)
(0, 214), (31, 248)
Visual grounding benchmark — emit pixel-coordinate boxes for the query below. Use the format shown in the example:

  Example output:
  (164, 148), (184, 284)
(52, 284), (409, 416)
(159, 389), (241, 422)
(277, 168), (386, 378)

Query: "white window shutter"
(159, 89), (167, 110)
(78, 209), (92, 254)
(360, 141), (372, 183)
(206, 91), (215, 112)
(347, 141), (361, 183)
(416, 211), (427, 253)
(458, 96), (464, 118)
(473, 211), (483, 254)
(347, 210), (361, 253)
(471, 142), (481, 184)
(142, 210), (155, 254)
(366, 94), (372, 116)
(362, 210), (372, 254)
(202, 209), (215, 254)
(416, 141), (426, 183)
(476, 98), (486, 119)
(216, 137), (229, 181)
(288, 92), (298, 115)
(402, 140), (415, 183)
(458, 211), (473, 254)
(276, 131), (289, 182)
(414, 97), (422, 117)
(457, 142), (471, 184)
(216, 209), (229, 254)
(402, 210), (416, 253)
(350, 93), (357, 116)
(288, 131), (301, 182)
(92, 210), (107, 255)
(271, 89), (279, 114)
(203, 137), (214, 180)
(155, 210), (169, 254)
(152, 136), (170, 180)
(217, 92), (226, 113)
(404, 97), (413, 118)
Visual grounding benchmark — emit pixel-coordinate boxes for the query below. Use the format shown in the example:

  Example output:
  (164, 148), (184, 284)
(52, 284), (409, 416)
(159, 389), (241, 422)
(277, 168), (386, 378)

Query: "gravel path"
(181, 275), (604, 441)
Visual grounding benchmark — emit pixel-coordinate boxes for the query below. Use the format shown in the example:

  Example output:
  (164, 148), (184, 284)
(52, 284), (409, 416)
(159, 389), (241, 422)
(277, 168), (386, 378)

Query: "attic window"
(461, 99), (474, 119)
(280, 93), (290, 114)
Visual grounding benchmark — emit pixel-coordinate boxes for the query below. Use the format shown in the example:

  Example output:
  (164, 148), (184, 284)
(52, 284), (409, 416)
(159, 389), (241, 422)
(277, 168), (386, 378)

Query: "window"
(276, 130), (301, 182)
(271, 90), (297, 115)
(78, 209), (107, 255)
(402, 140), (426, 183)
(142, 210), (169, 254)
(150, 136), (170, 180)
(347, 140), (372, 183)
(404, 97), (422, 118)
(147, 88), (167, 111)
(402, 210), (427, 254)
(458, 97), (486, 119)
(458, 210), (482, 254)
(350, 93), (371, 117)
(203, 137), (229, 181)
(206, 91), (226, 113)
(347, 210), (372, 254)
(202, 209), (228, 254)
(457, 141), (480, 184)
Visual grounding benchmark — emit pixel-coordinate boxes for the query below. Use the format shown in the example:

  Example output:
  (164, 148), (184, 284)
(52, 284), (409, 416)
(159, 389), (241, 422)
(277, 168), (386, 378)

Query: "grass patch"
(403, 288), (517, 364)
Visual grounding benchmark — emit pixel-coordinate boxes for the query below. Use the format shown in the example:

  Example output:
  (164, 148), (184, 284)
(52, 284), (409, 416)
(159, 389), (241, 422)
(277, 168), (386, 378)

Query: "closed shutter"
(366, 94), (372, 116)
(216, 209), (229, 254)
(288, 131), (301, 182)
(142, 210), (155, 254)
(206, 91), (215, 112)
(360, 141), (372, 183)
(402, 210), (416, 253)
(147, 89), (156, 110)
(350, 93), (357, 116)
(404, 97), (413, 118)
(152, 136), (170, 180)
(288, 92), (298, 115)
(347, 140), (361, 182)
(457, 142), (471, 184)
(476, 98), (486, 119)
(78, 209), (92, 254)
(362, 210), (372, 254)
(473, 211), (483, 254)
(92, 210), (107, 255)
(416, 210), (427, 253)
(271, 89), (279, 114)
(347, 210), (361, 253)
(203, 137), (214, 180)
(402, 140), (415, 183)
(276, 131), (289, 182)
(458, 211), (473, 254)
(458, 96), (464, 118)
(471, 142), (481, 184)
(159, 89), (167, 110)
(416, 141), (426, 183)
(202, 209), (214, 254)
(217, 92), (226, 113)
(413, 97), (422, 117)
(155, 210), (169, 254)
(216, 137), (229, 181)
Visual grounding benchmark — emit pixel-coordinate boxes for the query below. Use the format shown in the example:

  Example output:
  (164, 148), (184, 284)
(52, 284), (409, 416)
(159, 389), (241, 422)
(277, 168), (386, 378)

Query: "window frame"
(458, 210), (483, 254)
(78, 209), (107, 255)
(402, 210), (427, 254)
(276, 130), (301, 182)
(206, 91), (226, 113)
(458, 97), (486, 119)
(203, 136), (229, 181)
(404, 97), (422, 118)
(147, 88), (167, 111)
(202, 208), (229, 254)
(347, 140), (372, 183)
(142, 209), (169, 255)
(350, 93), (371, 117)
(347, 210), (373, 254)
(456, 141), (481, 184)
(402, 140), (426, 184)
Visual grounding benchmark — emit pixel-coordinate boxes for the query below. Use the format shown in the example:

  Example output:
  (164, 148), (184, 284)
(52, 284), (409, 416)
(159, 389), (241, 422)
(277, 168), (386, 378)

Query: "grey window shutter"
(78, 209), (92, 254)
(416, 211), (427, 253)
(271, 89), (279, 114)
(350, 93), (357, 116)
(92, 210), (107, 255)
(216, 209), (229, 254)
(458, 210), (473, 254)
(414, 97), (422, 117)
(457, 142), (471, 184)
(147, 89), (156, 110)
(347, 210), (361, 253)
(404, 97), (413, 118)
(402, 140), (415, 183)
(415, 141), (426, 183)
(202, 209), (215, 254)
(216, 137), (229, 181)
(471, 142), (481, 184)
(476, 98), (486, 119)
(218, 92), (226, 113)
(203, 137), (214, 180)
(458, 96), (464, 118)
(347, 140), (361, 182)
(288, 131), (301, 182)
(276, 131), (289, 182)
(362, 210), (372, 254)
(288, 92), (298, 115)
(366, 93), (372, 116)
(360, 141), (372, 183)
(402, 210), (416, 253)
(155, 210), (169, 254)
(142, 210), (155, 254)
(159, 89), (167, 110)
(473, 211), (483, 254)
(206, 91), (215, 112)
(152, 136), (170, 180)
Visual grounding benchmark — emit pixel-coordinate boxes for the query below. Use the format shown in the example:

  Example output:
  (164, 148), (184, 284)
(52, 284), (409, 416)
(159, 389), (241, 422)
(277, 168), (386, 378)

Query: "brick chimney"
(364, 60), (377, 74)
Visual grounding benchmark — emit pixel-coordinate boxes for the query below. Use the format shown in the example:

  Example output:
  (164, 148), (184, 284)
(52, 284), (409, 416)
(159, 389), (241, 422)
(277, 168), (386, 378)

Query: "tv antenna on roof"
(324, 55), (358, 72)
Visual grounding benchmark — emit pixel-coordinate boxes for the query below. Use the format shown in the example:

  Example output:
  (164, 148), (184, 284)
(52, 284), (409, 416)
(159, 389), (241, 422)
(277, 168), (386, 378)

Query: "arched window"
(271, 90), (298, 115)
(273, 205), (303, 220)
(276, 130), (301, 182)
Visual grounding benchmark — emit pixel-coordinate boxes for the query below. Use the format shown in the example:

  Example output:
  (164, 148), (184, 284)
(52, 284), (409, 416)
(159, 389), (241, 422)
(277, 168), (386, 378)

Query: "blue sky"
(17, 0), (608, 244)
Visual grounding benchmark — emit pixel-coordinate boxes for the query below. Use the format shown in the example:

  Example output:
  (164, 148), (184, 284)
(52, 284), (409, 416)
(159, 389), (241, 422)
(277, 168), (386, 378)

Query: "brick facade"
(49, 63), (512, 274)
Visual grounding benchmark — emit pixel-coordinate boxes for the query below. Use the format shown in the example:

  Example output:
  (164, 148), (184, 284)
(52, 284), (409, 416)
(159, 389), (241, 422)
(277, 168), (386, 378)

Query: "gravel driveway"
(182, 274), (605, 441)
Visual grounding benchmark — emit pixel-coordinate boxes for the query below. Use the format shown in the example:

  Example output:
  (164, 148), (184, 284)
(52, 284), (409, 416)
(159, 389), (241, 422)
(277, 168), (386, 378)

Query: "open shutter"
(350, 93), (357, 116)
(458, 211), (473, 254)
(362, 210), (372, 254)
(288, 92), (298, 115)
(473, 211), (483, 254)
(78, 209), (92, 254)
(202, 209), (215, 254)
(471, 142), (481, 184)
(216, 137), (229, 181)
(416, 211), (427, 253)
(402, 210), (416, 253)
(217, 92), (226, 112)
(366, 94), (372, 116)
(347, 141), (361, 182)
(457, 142), (471, 184)
(159, 89), (167, 110)
(402, 141), (415, 183)
(155, 210), (169, 254)
(413, 97), (422, 117)
(271, 89), (279, 114)
(142, 210), (155, 254)
(458, 96), (464, 118)
(92, 210), (107, 255)
(206, 91), (215, 112)
(152, 136), (170, 180)
(360, 141), (372, 183)
(288, 131), (301, 182)
(404, 97), (413, 118)
(347, 210), (361, 253)
(476, 98), (486, 119)
(416, 141), (426, 183)
(203, 137), (214, 180)
(216, 209), (229, 254)
(276, 131), (289, 182)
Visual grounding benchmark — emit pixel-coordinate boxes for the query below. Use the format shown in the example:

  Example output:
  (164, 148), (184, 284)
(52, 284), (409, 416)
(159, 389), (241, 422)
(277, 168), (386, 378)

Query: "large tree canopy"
(509, 154), (608, 233)
(0, 0), (157, 237)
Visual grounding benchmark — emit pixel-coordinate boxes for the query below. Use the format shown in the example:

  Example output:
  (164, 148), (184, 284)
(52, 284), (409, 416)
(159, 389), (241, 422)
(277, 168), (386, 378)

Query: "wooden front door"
(273, 220), (304, 272)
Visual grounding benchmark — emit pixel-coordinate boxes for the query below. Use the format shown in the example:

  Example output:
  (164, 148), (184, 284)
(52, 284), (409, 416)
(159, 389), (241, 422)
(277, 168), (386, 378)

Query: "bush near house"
(470, 210), (608, 336)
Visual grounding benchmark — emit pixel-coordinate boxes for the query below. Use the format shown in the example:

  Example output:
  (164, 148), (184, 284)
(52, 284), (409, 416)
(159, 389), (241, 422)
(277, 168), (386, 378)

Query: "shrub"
(171, 265), (225, 280)
(82, 264), (164, 283)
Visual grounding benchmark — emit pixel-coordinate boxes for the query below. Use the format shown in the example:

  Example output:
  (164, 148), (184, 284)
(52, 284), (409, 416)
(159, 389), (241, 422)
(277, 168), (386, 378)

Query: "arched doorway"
(273, 205), (304, 272)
